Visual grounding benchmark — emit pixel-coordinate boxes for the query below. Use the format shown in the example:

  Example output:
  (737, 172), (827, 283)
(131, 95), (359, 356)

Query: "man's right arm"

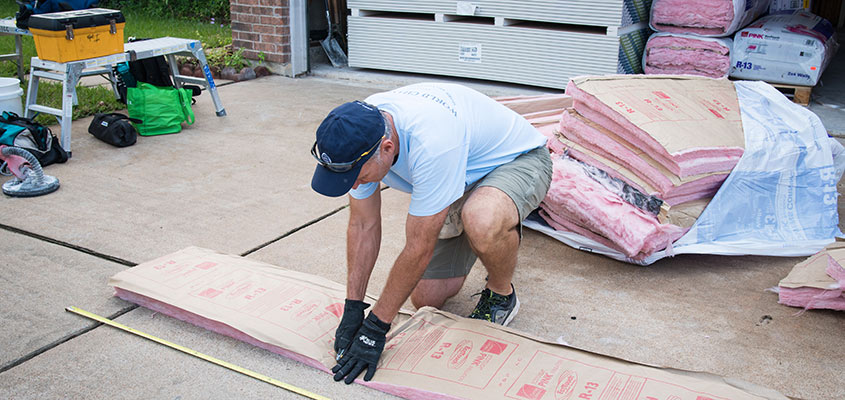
(346, 189), (382, 300)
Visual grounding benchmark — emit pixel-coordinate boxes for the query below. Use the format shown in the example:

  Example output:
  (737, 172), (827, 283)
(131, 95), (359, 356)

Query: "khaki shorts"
(422, 146), (553, 280)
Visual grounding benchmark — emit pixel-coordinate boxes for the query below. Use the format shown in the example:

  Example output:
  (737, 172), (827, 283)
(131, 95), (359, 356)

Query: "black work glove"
(332, 311), (391, 384)
(334, 299), (370, 360)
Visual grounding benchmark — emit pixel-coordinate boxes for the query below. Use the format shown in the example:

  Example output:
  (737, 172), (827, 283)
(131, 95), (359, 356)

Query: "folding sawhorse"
(25, 37), (227, 155)
(0, 19), (29, 79)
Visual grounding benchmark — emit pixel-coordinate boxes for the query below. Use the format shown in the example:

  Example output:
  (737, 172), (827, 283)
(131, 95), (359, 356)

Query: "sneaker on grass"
(468, 284), (520, 326)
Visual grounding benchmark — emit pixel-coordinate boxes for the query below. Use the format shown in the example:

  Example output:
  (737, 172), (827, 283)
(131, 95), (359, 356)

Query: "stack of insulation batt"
(778, 242), (845, 311)
(643, 0), (771, 78)
(643, 33), (733, 78)
(538, 75), (744, 260)
(649, 0), (770, 36)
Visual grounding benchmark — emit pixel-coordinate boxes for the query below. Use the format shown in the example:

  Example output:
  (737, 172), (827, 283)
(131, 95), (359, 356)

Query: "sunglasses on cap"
(311, 134), (386, 173)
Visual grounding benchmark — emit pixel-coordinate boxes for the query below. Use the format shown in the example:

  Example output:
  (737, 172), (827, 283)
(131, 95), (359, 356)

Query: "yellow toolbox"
(28, 8), (125, 63)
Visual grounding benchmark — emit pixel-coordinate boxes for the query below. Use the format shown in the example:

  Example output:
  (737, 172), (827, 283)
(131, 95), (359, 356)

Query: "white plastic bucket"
(0, 78), (24, 117)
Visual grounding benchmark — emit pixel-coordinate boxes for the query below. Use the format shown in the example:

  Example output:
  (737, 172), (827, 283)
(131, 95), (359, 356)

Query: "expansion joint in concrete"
(0, 223), (137, 267)
(0, 305), (138, 374)
(241, 204), (350, 257)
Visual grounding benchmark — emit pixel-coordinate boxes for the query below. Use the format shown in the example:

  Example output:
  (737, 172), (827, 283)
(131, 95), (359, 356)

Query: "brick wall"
(230, 0), (292, 70)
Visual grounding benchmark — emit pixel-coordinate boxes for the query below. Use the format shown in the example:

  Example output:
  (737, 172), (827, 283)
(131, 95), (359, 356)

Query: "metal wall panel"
(348, 0), (648, 27)
(348, 16), (622, 89)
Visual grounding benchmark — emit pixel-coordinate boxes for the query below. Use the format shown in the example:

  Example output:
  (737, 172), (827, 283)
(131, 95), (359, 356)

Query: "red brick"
(235, 13), (260, 24)
(259, 15), (284, 25)
(232, 39), (255, 50)
(275, 26), (290, 35)
(231, 21), (251, 32)
(237, 0), (259, 5)
(260, 34), (280, 44)
(253, 6), (274, 15)
(238, 14), (263, 24)
(254, 42), (276, 53)
(260, 0), (285, 6)
(274, 7), (290, 16)
(237, 32), (260, 41)
(230, 4), (251, 13)
(253, 25), (275, 34)
(267, 53), (289, 64)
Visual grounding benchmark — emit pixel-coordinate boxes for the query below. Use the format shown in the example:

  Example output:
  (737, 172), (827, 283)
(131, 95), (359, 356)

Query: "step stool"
(25, 56), (122, 156)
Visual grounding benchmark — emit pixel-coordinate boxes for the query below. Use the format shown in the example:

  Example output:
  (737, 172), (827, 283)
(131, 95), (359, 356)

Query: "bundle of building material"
(527, 76), (744, 260)
(521, 76), (844, 264)
(565, 75), (744, 178)
(730, 10), (839, 86)
(110, 246), (791, 400)
(643, 33), (733, 78)
(649, 0), (770, 36)
(540, 156), (686, 259)
(496, 94), (572, 140)
(777, 242), (845, 311)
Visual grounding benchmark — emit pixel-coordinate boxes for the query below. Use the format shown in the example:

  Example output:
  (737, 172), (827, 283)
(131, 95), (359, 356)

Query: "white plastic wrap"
(730, 11), (839, 86)
(525, 80), (844, 265)
(769, 0), (812, 13)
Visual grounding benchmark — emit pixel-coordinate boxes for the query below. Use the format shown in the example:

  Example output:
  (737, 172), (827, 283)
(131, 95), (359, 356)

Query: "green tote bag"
(126, 82), (195, 136)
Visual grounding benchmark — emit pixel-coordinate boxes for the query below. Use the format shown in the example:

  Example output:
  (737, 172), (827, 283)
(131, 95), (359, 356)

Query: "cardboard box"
(28, 8), (125, 63)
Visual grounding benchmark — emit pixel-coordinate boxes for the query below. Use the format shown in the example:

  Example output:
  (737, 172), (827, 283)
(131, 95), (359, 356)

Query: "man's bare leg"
(461, 186), (520, 296)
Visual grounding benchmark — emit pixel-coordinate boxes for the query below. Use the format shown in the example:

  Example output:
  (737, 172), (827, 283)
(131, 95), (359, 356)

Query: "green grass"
(0, 4), (231, 124)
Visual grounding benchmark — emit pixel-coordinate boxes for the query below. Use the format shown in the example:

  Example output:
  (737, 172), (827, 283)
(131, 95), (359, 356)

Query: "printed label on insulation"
(459, 43), (482, 63)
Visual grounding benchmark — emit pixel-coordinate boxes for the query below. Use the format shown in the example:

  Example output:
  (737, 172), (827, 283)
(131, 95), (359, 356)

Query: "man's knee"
(462, 187), (518, 246)
(411, 277), (466, 309)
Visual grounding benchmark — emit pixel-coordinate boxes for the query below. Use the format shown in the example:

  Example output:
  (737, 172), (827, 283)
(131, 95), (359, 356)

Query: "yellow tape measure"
(66, 306), (330, 400)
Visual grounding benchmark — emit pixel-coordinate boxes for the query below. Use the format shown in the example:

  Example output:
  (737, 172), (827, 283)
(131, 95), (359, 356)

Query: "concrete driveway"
(0, 72), (843, 399)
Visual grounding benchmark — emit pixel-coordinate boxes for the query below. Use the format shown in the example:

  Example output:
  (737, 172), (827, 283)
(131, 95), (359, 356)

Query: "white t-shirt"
(349, 83), (547, 216)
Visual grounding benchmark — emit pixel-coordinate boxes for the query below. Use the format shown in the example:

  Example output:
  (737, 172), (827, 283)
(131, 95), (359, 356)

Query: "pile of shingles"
(778, 242), (845, 311)
(499, 75), (745, 260)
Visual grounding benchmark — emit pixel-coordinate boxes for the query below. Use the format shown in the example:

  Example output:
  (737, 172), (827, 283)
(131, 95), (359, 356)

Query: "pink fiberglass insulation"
(778, 283), (845, 311)
(644, 34), (732, 79)
(778, 251), (845, 311)
(541, 155), (686, 259)
(650, 0), (735, 35)
(114, 288), (460, 400)
(559, 108), (728, 200)
(550, 133), (721, 206)
(567, 81), (743, 177)
(538, 207), (628, 255)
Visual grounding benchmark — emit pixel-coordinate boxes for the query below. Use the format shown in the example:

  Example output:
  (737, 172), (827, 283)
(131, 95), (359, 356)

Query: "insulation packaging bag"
(649, 0), (771, 37)
(730, 11), (839, 86)
(617, 25), (653, 74)
(769, 0), (812, 13)
(643, 32), (733, 78)
(525, 80), (844, 265)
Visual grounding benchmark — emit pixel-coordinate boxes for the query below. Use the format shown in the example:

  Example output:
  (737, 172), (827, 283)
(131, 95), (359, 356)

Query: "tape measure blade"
(65, 306), (330, 400)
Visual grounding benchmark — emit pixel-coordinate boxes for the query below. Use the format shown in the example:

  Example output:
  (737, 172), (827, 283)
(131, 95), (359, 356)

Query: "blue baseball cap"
(311, 101), (385, 197)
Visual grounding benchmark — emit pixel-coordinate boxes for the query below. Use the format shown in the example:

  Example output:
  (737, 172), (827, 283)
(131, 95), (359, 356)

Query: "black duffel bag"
(88, 113), (142, 147)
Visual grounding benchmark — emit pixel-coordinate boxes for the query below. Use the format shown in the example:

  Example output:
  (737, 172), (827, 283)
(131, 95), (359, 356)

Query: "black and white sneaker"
(468, 284), (520, 326)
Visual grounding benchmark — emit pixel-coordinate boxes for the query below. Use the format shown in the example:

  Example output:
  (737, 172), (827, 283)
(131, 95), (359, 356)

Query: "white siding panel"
(348, 0), (640, 27)
(348, 17), (621, 89)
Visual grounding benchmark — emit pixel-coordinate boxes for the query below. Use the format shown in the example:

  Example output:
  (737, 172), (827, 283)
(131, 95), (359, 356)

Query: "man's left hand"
(332, 312), (391, 384)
